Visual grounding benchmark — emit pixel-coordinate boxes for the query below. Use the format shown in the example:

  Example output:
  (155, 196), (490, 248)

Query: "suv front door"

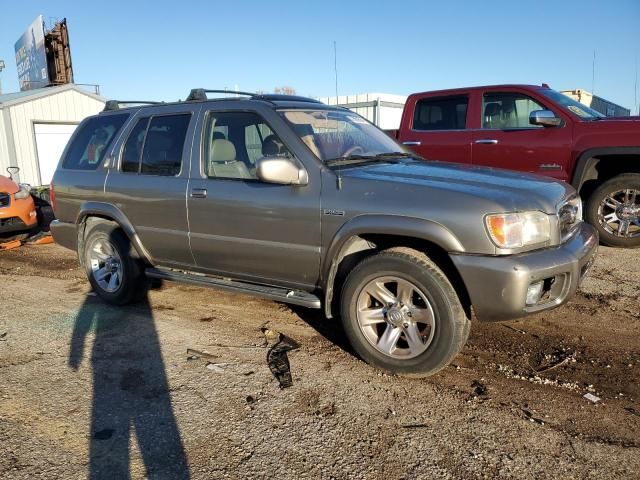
(187, 108), (321, 289)
(471, 91), (572, 181)
(398, 95), (471, 164)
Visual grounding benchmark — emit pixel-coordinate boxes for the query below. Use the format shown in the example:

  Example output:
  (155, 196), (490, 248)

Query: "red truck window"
(482, 93), (545, 129)
(412, 96), (468, 131)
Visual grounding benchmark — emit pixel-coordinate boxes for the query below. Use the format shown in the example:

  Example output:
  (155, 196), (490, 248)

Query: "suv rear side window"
(121, 114), (191, 175)
(413, 96), (468, 131)
(62, 114), (128, 170)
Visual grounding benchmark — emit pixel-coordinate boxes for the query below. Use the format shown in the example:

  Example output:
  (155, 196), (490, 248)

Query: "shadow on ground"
(68, 293), (190, 479)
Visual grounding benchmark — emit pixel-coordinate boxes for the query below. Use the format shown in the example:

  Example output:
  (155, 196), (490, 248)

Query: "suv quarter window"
(412, 96), (468, 131)
(120, 113), (191, 176)
(62, 114), (128, 170)
(482, 93), (546, 129)
(202, 111), (292, 180)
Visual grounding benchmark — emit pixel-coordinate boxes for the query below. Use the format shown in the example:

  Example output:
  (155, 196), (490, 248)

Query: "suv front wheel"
(586, 173), (640, 248)
(340, 247), (470, 376)
(83, 223), (145, 305)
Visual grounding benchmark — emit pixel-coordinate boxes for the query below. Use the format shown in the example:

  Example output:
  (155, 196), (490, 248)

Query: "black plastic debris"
(93, 428), (114, 440)
(471, 380), (488, 398)
(262, 328), (300, 389)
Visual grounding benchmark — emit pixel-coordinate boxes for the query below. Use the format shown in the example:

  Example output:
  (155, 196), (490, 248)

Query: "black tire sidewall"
(340, 254), (466, 375)
(586, 174), (640, 248)
(83, 224), (141, 305)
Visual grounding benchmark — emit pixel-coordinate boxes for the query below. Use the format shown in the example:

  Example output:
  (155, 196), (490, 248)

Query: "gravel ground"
(0, 243), (638, 479)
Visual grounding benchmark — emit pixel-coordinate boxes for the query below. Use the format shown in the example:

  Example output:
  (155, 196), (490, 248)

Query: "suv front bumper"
(450, 222), (598, 322)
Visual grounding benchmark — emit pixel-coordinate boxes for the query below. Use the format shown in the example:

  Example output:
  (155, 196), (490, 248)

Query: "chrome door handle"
(474, 139), (498, 145)
(402, 141), (421, 146)
(190, 188), (207, 198)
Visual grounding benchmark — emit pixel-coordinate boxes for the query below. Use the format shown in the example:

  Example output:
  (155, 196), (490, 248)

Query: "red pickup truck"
(392, 84), (640, 248)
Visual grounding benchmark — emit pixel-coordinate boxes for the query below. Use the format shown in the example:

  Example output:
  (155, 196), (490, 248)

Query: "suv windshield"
(279, 109), (411, 166)
(540, 89), (605, 120)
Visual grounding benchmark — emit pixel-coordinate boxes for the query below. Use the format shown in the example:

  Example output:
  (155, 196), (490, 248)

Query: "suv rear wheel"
(340, 247), (470, 376)
(586, 173), (640, 248)
(83, 223), (145, 304)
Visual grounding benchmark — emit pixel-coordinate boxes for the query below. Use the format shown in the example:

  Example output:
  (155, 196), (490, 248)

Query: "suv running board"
(145, 267), (322, 309)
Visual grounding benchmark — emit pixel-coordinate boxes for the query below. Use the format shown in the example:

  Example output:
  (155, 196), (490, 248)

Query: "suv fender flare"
(572, 147), (640, 191)
(321, 215), (464, 318)
(76, 202), (153, 264)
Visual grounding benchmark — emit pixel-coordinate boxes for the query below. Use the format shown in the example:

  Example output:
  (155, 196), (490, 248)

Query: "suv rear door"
(187, 106), (321, 289)
(398, 94), (472, 164)
(471, 89), (572, 181)
(105, 104), (200, 267)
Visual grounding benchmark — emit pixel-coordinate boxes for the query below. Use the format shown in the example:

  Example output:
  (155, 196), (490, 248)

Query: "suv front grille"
(0, 192), (10, 208)
(558, 195), (582, 242)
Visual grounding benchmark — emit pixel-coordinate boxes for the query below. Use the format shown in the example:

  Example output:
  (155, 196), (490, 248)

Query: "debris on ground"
(502, 324), (527, 334)
(262, 328), (300, 389)
(206, 362), (231, 373)
(0, 332), (7, 341)
(93, 428), (115, 440)
(470, 380), (489, 399)
(186, 348), (219, 361)
(521, 407), (545, 425)
(25, 231), (54, 245)
(0, 240), (22, 251)
(583, 393), (601, 403)
(401, 423), (429, 429)
(535, 353), (574, 373)
(624, 407), (640, 417)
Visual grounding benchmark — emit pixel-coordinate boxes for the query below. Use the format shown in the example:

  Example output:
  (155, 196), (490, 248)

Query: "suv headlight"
(14, 184), (31, 200)
(485, 211), (551, 249)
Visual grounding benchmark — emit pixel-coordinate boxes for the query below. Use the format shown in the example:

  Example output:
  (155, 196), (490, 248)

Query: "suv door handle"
(190, 188), (207, 198)
(402, 141), (421, 146)
(474, 139), (499, 145)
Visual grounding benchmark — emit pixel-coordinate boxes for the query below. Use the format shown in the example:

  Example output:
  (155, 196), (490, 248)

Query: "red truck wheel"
(585, 174), (640, 248)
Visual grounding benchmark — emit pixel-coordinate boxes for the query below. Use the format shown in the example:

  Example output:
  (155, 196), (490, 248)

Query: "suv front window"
(203, 111), (292, 180)
(539, 89), (605, 120)
(279, 109), (409, 166)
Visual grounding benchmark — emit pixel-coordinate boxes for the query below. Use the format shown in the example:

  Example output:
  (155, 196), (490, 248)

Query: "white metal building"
(560, 89), (631, 117)
(316, 93), (407, 130)
(0, 84), (105, 186)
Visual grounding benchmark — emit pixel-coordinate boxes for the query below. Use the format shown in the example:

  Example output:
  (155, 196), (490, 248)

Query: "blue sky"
(1, 0), (639, 112)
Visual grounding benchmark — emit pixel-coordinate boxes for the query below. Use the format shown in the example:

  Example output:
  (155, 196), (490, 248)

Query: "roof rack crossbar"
(103, 100), (163, 112)
(186, 88), (323, 105)
(187, 89), (256, 101)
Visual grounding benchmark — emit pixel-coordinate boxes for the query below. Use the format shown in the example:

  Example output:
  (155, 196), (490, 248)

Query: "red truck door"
(471, 91), (572, 181)
(398, 94), (472, 164)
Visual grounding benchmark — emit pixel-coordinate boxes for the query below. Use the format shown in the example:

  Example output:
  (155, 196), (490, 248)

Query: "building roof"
(0, 84), (104, 108)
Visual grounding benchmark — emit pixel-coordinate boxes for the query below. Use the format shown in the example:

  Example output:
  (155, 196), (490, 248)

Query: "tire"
(585, 173), (640, 248)
(82, 223), (145, 305)
(340, 247), (470, 377)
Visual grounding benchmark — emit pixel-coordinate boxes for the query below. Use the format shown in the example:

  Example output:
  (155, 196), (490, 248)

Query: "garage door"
(34, 123), (78, 185)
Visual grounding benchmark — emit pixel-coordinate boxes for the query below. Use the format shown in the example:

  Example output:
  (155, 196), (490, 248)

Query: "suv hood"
(340, 160), (573, 214)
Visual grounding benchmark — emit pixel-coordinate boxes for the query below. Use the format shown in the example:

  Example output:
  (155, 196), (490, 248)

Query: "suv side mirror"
(256, 156), (308, 185)
(529, 110), (563, 127)
(6, 166), (19, 180)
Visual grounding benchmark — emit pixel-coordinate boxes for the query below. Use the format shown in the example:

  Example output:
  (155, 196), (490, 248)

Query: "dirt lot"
(0, 243), (638, 479)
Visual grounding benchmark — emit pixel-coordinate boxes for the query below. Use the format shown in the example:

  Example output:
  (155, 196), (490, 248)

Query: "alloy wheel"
(598, 188), (640, 238)
(88, 238), (123, 293)
(356, 276), (436, 359)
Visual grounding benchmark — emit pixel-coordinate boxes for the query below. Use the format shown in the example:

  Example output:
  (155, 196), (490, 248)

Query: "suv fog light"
(526, 281), (544, 306)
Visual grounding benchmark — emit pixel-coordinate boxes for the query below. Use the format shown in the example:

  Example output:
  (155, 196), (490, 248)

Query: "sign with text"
(15, 15), (49, 91)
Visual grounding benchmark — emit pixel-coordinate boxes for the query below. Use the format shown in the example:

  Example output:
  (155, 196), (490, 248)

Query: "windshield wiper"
(325, 152), (412, 167)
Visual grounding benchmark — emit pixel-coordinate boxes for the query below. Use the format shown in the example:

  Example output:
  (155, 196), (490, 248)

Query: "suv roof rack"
(103, 100), (163, 112)
(186, 88), (323, 105)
